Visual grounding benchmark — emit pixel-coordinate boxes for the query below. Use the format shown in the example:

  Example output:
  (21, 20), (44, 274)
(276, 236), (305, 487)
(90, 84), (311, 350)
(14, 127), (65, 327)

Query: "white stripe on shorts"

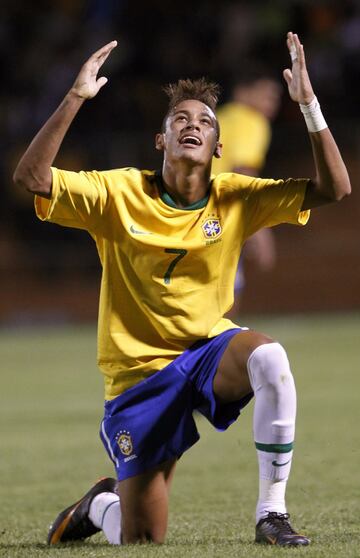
(101, 419), (119, 468)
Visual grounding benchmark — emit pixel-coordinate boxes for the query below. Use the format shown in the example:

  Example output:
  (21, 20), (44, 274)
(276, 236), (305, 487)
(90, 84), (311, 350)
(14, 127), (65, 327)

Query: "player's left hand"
(283, 32), (314, 105)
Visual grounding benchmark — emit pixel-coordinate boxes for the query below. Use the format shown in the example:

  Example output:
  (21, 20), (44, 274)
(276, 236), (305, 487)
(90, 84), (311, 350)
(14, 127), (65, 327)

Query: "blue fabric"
(234, 258), (245, 293)
(100, 328), (253, 480)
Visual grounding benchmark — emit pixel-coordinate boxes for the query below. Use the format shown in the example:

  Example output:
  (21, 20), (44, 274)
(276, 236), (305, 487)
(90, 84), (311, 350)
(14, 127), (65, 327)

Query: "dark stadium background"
(1, 0), (359, 325)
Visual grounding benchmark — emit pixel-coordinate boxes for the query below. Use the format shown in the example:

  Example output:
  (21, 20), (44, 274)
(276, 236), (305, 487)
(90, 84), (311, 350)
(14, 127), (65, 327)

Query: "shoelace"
(265, 512), (296, 534)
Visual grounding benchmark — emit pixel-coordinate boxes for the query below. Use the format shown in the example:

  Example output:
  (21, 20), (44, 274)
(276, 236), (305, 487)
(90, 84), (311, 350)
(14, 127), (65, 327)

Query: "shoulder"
(212, 172), (255, 189)
(211, 172), (257, 199)
(96, 167), (156, 191)
(211, 173), (293, 201)
(98, 167), (148, 181)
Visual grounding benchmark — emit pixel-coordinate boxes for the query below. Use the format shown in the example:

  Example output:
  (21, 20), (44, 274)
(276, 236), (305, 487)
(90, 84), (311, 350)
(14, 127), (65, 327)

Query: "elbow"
(13, 166), (31, 193)
(316, 177), (352, 203)
(333, 179), (351, 202)
(13, 164), (51, 196)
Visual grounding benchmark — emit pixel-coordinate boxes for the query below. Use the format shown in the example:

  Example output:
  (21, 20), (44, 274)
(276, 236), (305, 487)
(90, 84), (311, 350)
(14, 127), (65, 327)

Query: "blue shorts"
(100, 328), (253, 481)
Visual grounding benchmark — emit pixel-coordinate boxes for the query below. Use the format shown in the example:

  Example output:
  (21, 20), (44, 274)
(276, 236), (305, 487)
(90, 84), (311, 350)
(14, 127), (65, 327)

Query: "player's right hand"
(70, 40), (117, 100)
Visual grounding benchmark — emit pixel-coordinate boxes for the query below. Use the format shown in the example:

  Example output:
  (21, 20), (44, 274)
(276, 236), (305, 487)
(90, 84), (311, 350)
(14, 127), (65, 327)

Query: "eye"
(201, 118), (211, 125)
(176, 115), (187, 122)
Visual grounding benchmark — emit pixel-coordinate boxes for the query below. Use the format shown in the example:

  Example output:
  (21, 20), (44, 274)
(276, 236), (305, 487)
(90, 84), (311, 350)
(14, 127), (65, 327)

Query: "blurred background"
(1, 0), (360, 326)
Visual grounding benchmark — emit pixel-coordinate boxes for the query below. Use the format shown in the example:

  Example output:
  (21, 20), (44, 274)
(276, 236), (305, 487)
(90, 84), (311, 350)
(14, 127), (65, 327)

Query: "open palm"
(72, 41), (117, 99)
(283, 32), (314, 105)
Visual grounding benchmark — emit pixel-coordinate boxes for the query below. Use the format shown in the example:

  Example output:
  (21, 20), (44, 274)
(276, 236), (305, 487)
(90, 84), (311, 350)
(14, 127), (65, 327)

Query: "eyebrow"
(173, 109), (215, 120)
(168, 107), (220, 139)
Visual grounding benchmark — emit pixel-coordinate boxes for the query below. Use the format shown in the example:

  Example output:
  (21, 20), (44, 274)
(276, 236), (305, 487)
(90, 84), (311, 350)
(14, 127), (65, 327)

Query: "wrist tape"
(299, 96), (328, 133)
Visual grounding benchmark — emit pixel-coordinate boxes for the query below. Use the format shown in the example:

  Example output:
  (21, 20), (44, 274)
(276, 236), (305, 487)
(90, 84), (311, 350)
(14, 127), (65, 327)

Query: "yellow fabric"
(35, 167), (310, 399)
(212, 102), (271, 174)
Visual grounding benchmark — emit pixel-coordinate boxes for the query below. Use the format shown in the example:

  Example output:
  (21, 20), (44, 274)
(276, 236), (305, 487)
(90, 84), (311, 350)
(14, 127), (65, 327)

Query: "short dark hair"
(163, 78), (220, 111)
(161, 78), (221, 137)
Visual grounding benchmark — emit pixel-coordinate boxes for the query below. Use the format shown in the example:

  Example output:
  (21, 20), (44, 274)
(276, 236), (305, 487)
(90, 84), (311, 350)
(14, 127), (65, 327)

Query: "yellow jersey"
(212, 102), (271, 174)
(35, 167), (309, 399)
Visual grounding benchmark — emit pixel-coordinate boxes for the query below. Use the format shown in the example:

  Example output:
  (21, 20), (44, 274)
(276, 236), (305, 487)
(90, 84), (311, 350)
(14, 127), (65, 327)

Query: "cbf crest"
(202, 218), (222, 239)
(117, 431), (133, 456)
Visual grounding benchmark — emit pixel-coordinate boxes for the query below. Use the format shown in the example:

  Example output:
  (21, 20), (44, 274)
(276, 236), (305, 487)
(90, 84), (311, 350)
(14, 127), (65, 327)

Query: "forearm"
(309, 127), (351, 204)
(13, 90), (85, 197)
(283, 32), (351, 209)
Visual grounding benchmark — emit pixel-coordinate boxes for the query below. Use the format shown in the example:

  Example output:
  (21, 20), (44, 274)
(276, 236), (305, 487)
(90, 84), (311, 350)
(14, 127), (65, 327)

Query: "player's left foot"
(255, 512), (310, 546)
(47, 477), (118, 544)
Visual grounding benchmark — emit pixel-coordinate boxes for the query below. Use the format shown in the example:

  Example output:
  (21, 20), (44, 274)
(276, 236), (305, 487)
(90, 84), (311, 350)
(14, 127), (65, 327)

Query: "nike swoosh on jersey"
(272, 459), (291, 467)
(130, 225), (152, 235)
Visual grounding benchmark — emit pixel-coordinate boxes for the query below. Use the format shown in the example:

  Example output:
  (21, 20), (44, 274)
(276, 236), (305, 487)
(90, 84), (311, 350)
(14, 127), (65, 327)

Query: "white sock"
(247, 343), (296, 523)
(89, 492), (121, 545)
(257, 479), (287, 523)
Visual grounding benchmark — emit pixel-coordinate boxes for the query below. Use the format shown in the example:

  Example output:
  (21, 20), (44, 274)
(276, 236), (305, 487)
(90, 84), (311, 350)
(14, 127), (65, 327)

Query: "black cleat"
(255, 512), (310, 546)
(47, 477), (118, 545)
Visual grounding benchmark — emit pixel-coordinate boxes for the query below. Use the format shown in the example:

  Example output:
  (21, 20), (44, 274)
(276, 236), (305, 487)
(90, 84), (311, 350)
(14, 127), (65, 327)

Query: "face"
(156, 99), (222, 166)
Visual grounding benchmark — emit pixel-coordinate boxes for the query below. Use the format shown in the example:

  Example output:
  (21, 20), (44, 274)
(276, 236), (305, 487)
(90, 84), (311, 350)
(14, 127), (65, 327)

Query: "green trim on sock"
(255, 442), (294, 453)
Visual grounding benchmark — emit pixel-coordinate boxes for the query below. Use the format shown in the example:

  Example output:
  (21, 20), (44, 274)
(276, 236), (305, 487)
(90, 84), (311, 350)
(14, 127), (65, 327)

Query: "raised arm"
(283, 32), (351, 210)
(13, 40), (117, 198)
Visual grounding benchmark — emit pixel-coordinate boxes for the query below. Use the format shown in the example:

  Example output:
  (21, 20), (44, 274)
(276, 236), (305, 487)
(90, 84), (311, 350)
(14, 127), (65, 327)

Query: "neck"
(161, 161), (212, 208)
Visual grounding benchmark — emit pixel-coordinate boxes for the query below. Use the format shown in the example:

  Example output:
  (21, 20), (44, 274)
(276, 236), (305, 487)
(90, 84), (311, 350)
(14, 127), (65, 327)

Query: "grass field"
(0, 313), (359, 557)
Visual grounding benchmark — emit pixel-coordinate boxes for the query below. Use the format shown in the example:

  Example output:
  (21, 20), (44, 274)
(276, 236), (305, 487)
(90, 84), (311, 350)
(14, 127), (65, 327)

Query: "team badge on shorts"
(202, 218), (222, 239)
(117, 431), (133, 456)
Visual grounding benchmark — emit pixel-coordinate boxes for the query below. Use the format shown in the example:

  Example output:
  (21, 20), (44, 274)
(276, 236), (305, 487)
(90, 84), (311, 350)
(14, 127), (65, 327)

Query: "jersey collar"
(154, 171), (210, 210)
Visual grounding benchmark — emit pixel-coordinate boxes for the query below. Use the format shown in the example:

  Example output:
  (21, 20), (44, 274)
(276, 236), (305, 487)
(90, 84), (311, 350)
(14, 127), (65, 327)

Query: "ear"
(155, 133), (165, 152)
(214, 141), (222, 159)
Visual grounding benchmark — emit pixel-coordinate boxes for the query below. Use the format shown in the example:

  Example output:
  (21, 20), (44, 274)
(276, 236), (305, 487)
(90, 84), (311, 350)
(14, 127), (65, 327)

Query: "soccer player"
(13, 32), (350, 547)
(212, 71), (282, 316)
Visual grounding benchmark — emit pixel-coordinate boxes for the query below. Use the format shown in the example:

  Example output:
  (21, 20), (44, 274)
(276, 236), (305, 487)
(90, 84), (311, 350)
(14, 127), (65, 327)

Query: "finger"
(292, 33), (307, 69)
(87, 41), (117, 76)
(96, 76), (109, 90)
(95, 50), (116, 72)
(287, 31), (298, 64)
(92, 40), (118, 61)
(283, 68), (292, 86)
(298, 42), (306, 68)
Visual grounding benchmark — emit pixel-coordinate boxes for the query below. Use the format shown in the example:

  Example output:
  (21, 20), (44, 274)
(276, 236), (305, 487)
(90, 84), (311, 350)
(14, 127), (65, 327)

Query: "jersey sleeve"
(242, 176), (310, 238)
(35, 167), (111, 233)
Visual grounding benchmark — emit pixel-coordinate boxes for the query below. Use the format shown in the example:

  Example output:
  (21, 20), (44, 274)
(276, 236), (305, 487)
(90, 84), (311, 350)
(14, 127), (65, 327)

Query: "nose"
(185, 121), (200, 132)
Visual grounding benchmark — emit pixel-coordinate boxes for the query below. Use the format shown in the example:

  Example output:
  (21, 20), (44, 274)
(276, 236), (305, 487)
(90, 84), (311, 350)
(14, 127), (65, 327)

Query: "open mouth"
(180, 135), (202, 146)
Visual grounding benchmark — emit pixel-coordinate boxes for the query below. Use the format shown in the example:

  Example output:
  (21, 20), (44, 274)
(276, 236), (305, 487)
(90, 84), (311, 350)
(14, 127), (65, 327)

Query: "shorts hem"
(114, 436), (200, 481)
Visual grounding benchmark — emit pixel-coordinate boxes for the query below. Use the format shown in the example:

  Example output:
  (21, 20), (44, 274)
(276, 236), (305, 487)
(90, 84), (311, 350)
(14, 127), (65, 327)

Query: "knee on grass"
(122, 526), (166, 545)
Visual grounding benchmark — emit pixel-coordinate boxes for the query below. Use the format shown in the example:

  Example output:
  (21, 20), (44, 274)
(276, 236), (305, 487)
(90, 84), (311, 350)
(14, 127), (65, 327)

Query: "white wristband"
(299, 96), (328, 133)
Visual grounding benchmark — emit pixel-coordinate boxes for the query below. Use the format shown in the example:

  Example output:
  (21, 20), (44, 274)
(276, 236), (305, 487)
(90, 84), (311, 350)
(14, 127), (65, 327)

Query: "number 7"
(164, 249), (188, 284)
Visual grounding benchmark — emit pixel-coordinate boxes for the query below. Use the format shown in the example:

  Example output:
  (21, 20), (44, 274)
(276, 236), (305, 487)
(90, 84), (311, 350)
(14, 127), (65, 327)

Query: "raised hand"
(71, 40), (118, 100)
(283, 32), (314, 105)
